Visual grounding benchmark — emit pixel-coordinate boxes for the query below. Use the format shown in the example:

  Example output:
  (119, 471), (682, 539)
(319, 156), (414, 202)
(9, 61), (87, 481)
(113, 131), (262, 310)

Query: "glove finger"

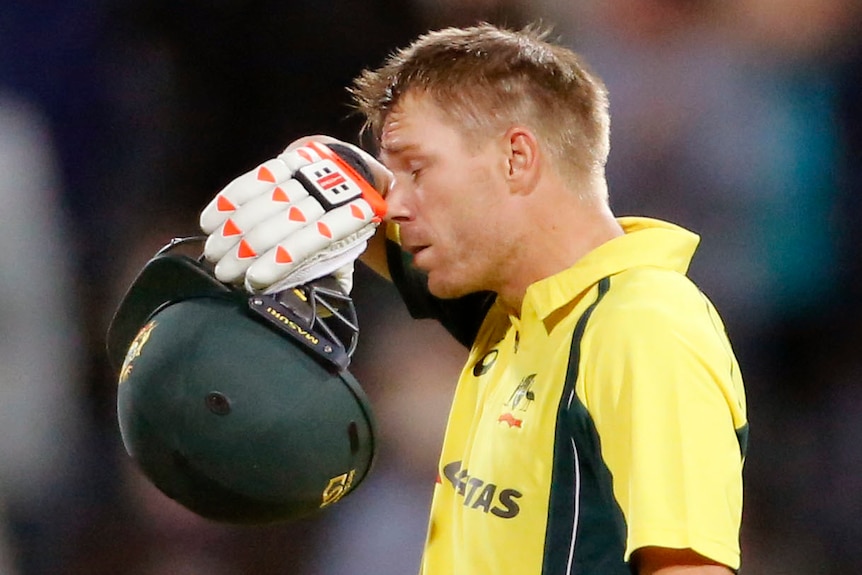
(199, 142), (335, 235)
(199, 157), (297, 233)
(277, 145), (331, 172)
(210, 197), (327, 283)
(242, 195), (326, 255)
(245, 223), (334, 289)
(212, 248), (255, 284)
(256, 225), (376, 293)
(260, 245), (365, 295)
(245, 202), (376, 289)
(202, 179), (311, 262)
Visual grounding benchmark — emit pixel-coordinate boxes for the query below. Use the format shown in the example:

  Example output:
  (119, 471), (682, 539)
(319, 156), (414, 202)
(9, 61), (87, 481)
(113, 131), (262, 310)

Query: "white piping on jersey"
(566, 388), (582, 574)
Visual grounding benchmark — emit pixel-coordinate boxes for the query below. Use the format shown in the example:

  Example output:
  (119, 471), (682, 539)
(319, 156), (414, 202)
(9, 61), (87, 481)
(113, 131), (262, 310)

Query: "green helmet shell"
(110, 246), (376, 524)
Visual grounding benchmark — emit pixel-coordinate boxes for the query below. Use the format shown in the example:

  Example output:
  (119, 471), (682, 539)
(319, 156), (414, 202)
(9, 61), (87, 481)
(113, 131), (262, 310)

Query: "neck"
(496, 190), (623, 317)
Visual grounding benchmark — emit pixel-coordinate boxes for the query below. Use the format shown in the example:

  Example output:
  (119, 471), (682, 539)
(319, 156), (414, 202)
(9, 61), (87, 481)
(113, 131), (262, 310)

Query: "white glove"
(199, 140), (387, 294)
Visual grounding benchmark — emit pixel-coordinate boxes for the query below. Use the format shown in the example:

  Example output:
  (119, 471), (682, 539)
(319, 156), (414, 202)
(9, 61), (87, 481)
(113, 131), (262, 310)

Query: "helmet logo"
(320, 469), (356, 508)
(119, 320), (157, 384)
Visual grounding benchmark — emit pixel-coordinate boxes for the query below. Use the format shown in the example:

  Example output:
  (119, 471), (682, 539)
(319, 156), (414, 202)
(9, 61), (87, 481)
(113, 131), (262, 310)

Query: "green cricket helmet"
(106, 238), (376, 524)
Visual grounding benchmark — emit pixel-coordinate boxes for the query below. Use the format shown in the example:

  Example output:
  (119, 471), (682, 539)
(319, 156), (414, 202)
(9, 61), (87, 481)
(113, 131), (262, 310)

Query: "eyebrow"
(380, 135), (413, 150)
(379, 140), (419, 157)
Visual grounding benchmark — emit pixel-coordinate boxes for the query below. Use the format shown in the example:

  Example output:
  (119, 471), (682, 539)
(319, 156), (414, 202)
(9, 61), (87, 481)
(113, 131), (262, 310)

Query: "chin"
(426, 274), (475, 300)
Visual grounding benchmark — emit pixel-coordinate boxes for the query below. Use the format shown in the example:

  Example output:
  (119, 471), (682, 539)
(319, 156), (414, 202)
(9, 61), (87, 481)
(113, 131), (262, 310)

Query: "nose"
(383, 174), (414, 224)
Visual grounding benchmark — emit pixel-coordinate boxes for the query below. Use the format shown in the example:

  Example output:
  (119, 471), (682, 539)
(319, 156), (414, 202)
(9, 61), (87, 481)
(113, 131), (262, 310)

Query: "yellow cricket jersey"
(386, 217), (748, 575)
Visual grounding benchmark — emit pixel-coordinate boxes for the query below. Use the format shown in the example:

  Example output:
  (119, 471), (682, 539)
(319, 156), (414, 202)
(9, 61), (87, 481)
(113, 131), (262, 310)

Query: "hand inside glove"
(199, 140), (387, 294)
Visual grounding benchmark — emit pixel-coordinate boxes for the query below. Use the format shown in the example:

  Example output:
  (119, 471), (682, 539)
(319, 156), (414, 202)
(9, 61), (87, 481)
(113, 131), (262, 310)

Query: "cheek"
(437, 189), (490, 248)
(421, 157), (502, 244)
(445, 201), (509, 276)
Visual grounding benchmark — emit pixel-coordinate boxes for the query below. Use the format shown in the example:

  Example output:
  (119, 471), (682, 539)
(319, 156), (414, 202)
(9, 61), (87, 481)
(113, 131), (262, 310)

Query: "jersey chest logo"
(497, 373), (536, 429)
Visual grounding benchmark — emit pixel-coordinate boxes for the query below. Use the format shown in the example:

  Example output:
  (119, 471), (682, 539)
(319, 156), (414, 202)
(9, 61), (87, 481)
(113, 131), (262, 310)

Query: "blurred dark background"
(0, 0), (860, 573)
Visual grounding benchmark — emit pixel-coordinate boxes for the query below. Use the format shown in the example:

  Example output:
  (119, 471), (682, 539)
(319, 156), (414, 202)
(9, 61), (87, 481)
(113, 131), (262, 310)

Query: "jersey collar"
(521, 217), (701, 321)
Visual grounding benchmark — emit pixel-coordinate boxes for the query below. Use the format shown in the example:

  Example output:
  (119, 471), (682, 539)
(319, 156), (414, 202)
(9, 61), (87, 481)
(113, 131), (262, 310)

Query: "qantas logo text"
(442, 461), (521, 519)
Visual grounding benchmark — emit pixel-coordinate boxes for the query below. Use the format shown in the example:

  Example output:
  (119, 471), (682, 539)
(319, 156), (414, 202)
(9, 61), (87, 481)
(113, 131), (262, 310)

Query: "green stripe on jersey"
(542, 277), (630, 575)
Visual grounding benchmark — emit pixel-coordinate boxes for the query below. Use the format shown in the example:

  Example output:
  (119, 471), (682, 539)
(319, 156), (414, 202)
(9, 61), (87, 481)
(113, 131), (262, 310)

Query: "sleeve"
(582, 283), (747, 570)
(384, 234), (496, 349)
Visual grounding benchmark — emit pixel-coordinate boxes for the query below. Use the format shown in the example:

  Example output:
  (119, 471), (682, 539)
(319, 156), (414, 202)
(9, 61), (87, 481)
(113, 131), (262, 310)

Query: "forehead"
(380, 91), (460, 155)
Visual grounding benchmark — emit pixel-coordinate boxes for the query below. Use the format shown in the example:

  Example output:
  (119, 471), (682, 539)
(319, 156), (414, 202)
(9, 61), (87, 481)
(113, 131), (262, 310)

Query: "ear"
(503, 126), (540, 194)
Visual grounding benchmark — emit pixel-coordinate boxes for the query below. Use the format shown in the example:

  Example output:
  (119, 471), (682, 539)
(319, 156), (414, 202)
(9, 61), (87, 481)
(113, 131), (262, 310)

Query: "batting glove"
(200, 140), (387, 294)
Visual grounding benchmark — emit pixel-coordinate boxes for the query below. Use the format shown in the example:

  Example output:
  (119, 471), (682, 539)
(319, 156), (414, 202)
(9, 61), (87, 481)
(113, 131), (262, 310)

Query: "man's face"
(380, 92), (518, 299)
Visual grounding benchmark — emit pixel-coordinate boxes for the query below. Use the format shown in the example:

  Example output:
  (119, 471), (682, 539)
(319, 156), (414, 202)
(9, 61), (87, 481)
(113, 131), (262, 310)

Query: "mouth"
(405, 244), (431, 266)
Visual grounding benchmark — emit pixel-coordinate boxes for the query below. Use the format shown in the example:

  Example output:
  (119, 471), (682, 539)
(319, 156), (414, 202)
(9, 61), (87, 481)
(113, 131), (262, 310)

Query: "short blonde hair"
(350, 23), (611, 178)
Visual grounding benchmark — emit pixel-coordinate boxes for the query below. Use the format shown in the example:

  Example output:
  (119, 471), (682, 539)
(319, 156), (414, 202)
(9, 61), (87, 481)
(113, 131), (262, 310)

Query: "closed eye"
(408, 159), (428, 181)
